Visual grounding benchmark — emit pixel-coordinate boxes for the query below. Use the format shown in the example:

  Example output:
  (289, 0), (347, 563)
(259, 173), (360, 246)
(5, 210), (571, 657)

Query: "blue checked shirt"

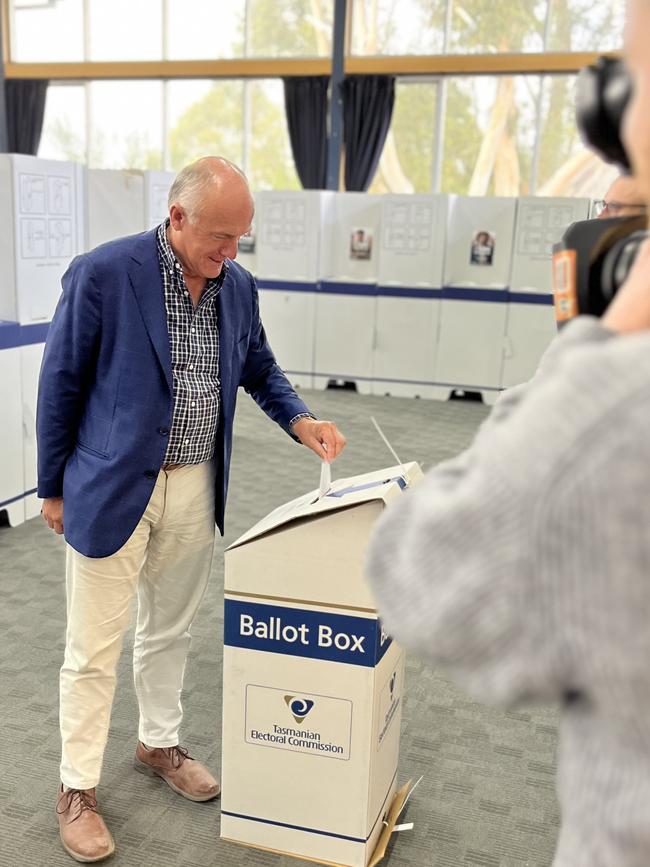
(157, 220), (225, 465)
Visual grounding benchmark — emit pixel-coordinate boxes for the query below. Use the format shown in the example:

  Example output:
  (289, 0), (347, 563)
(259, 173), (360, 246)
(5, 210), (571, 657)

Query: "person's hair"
(168, 157), (248, 223)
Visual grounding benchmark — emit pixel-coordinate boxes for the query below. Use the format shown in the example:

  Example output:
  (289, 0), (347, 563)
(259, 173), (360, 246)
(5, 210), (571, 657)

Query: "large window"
(370, 73), (616, 198)
(24, 0), (623, 196)
(39, 82), (86, 163)
(166, 0), (245, 59)
(440, 75), (540, 196)
(246, 79), (300, 189)
(370, 80), (440, 194)
(88, 81), (164, 170)
(246, 0), (333, 57)
(350, 0), (624, 55)
(39, 78), (300, 189)
(167, 80), (245, 169)
(351, 0), (446, 56)
(9, 0), (335, 61)
(87, 0), (163, 62)
(11, 0), (84, 62)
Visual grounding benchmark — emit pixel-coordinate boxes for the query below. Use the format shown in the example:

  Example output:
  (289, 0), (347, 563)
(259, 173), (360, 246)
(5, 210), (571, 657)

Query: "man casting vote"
(37, 156), (346, 863)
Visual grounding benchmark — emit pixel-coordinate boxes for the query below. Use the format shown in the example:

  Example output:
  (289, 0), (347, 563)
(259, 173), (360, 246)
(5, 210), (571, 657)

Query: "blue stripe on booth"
(441, 286), (508, 302)
(377, 286), (441, 299)
(257, 279), (317, 293)
(318, 281), (378, 296)
(0, 321), (50, 350)
(508, 292), (554, 306)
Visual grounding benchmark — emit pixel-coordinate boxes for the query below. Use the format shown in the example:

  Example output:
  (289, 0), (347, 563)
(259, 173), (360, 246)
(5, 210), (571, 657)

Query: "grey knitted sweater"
(366, 316), (650, 866)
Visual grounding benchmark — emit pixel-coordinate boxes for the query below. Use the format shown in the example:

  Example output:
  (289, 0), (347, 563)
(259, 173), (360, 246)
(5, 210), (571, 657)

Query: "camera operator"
(595, 173), (647, 218)
(366, 2), (650, 865)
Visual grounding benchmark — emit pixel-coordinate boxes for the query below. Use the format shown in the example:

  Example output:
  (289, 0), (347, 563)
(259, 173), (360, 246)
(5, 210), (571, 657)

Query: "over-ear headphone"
(576, 56), (633, 171)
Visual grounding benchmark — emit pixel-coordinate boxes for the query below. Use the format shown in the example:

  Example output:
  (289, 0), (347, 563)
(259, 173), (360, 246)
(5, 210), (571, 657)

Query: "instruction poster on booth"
(11, 155), (80, 322)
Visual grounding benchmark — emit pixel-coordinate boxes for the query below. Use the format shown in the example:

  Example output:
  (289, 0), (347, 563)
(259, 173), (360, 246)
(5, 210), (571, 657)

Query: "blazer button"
(157, 427), (169, 436)
(144, 470), (157, 479)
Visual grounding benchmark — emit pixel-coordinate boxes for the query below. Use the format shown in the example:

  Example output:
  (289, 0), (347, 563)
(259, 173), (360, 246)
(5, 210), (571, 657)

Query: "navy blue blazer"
(36, 229), (311, 558)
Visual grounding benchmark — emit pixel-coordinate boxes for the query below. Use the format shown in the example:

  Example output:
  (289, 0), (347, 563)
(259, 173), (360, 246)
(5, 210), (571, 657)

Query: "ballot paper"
(319, 460), (331, 497)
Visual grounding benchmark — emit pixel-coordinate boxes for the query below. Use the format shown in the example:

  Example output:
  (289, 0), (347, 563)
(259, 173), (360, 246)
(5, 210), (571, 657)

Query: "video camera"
(553, 56), (649, 322)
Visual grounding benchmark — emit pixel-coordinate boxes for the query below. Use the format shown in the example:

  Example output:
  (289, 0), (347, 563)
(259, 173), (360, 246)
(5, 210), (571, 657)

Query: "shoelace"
(160, 745), (193, 769)
(56, 788), (98, 822)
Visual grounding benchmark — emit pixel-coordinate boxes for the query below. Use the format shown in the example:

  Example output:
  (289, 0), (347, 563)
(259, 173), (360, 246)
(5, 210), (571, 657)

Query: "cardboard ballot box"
(221, 462), (423, 867)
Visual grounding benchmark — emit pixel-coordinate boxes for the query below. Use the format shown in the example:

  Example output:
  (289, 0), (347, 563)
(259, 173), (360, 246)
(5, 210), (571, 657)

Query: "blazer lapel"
(217, 266), (236, 404)
(127, 232), (173, 394)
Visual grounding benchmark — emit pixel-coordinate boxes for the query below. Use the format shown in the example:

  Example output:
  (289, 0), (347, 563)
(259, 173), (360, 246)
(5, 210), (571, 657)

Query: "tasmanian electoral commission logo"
(378, 668), (401, 748)
(284, 694), (315, 724)
(245, 684), (352, 760)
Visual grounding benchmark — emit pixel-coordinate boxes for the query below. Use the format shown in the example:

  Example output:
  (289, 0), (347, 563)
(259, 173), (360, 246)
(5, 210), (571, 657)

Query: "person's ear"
(169, 204), (185, 231)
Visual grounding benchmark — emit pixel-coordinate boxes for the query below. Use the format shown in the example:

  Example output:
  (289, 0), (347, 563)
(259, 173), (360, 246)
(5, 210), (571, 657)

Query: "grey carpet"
(0, 388), (560, 866)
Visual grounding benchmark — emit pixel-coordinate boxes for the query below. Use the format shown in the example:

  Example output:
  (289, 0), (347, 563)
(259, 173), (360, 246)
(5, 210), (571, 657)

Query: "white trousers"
(59, 461), (216, 790)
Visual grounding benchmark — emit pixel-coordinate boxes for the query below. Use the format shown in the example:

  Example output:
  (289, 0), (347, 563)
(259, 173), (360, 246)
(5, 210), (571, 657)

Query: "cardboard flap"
(368, 779), (413, 867)
(227, 462), (422, 552)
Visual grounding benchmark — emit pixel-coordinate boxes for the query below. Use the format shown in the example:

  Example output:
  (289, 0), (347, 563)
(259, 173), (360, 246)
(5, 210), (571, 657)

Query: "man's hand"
(41, 497), (64, 535)
(602, 236), (650, 335)
(291, 418), (346, 462)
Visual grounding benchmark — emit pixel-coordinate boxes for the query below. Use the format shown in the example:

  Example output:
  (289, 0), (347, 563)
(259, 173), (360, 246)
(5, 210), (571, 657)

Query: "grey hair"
(167, 157), (248, 222)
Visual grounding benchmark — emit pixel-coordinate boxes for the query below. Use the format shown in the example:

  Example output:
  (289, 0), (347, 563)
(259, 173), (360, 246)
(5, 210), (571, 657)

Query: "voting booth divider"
(434, 196), (517, 404)
(86, 168), (175, 249)
(500, 196), (591, 389)
(0, 154), (83, 526)
(249, 190), (581, 404)
(311, 192), (382, 395)
(255, 191), (332, 390)
(0, 323), (26, 526)
(221, 462), (423, 867)
(372, 194), (450, 399)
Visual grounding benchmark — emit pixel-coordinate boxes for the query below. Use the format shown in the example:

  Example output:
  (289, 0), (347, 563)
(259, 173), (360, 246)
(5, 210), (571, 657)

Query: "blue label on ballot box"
(224, 599), (392, 667)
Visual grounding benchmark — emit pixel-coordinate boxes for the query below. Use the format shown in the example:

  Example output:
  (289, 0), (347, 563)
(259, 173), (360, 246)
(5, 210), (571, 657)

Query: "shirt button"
(184, 290), (189, 296)
(189, 363), (194, 370)
(191, 401), (196, 407)
(191, 327), (196, 333)
(184, 438), (190, 445)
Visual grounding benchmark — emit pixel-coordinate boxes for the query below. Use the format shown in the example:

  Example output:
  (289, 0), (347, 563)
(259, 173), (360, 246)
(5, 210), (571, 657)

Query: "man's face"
(622, 0), (650, 206)
(169, 193), (253, 281)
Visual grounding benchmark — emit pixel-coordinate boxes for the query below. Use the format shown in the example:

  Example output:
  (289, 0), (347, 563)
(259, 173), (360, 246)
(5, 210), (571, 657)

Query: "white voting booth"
(236, 202), (257, 277)
(0, 154), (83, 324)
(501, 196), (591, 388)
(144, 170), (175, 229)
(255, 191), (331, 390)
(314, 193), (381, 394)
(373, 195), (449, 398)
(221, 462), (422, 867)
(87, 168), (174, 248)
(0, 324), (26, 526)
(86, 169), (145, 249)
(0, 155), (83, 524)
(20, 339), (47, 520)
(436, 196), (517, 403)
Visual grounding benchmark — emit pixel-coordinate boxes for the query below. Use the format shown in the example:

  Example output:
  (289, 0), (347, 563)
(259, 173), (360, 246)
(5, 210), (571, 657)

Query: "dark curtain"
(341, 75), (395, 192)
(6, 79), (49, 155)
(283, 76), (329, 189)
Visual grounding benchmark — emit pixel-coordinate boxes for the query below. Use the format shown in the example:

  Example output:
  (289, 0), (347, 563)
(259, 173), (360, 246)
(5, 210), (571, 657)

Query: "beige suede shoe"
(134, 742), (220, 802)
(56, 785), (115, 863)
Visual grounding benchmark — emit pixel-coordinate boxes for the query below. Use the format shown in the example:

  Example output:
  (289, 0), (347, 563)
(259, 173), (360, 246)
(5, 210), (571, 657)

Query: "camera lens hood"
(600, 229), (649, 303)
